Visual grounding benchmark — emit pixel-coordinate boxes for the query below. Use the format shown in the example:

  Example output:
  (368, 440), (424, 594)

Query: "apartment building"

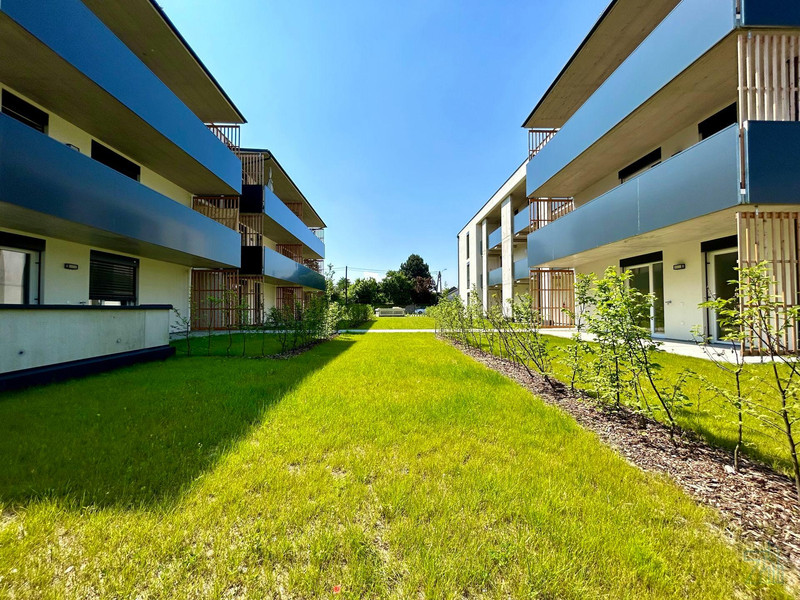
(459, 0), (800, 344)
(0, 0), (325, 389)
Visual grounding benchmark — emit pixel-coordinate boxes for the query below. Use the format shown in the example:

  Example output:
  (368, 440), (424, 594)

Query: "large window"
(621, 252), (665, 335)
(1, 90), (48, 133)
(89, 251), (138, 305)
(0, 233), (43, 305)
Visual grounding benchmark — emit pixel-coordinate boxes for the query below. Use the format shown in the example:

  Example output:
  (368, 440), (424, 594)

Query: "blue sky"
(161, 0), (609, 288)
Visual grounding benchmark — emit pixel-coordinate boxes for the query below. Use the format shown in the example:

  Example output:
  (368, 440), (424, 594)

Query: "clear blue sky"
(161, 0), (608, 288)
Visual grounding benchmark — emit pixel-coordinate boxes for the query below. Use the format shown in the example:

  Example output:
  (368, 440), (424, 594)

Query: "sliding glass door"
(628, 261), (665, 336)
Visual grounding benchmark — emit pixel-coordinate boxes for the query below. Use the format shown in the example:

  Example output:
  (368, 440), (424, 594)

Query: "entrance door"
(707, 249), (738, 341)
(628, 261), (665, 335)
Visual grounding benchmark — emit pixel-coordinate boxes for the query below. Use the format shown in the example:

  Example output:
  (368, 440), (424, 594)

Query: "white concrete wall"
(0, 307), (170, 373)
(500, 198), (513, 315)
(2, 227), (191, 328)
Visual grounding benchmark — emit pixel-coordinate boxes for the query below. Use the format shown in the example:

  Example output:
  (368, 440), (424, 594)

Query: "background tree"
(380, 270), (413, 306)
(400, 254), (437, 305)
(351, 277), (381, 305)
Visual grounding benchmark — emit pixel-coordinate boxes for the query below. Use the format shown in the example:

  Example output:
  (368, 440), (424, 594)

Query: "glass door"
(707, 249), (738, 341)
(628, 262), (665, 336)
(0, 246), (39, 304)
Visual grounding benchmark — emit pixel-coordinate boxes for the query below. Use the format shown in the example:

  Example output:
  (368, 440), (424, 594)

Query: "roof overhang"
(522, 0), (680, 129)
(81, 0), (246, 124)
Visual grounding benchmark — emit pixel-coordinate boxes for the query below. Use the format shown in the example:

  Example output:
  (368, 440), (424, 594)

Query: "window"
(698, 103), (737, 140)
(91, 141), (141, 181)
(466, 263), (471, 289)
(466, 233), (470, 259)
(618, 148), (661, 183)
(90, 251), (138, 305)
(1, 90), (48, 133)
(0, 232), (43, 305)
(621, 251), (664, 335)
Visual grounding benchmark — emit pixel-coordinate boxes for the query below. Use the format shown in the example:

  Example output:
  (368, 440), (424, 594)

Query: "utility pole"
(344, 266), (348, 306)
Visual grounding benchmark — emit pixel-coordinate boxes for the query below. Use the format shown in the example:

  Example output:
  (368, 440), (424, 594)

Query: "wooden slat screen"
(737, 211), (800, 354)
(276, 244), (303, 263)
(738, 32), (800, 123)
(276, 286), (304, 311)
(529, 268), (575, 328)
(192, 196), (240, 231)
(529, 198), (574, 231)
(205, 123), (240, 150)
(528, 129), (558, 159)
(238, 214), (264, 247)
(236, 151), (266, 186)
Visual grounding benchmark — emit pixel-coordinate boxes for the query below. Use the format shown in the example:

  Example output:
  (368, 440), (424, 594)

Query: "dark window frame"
(1, 89), (48, 133)
(618, 148), (662, 183)
(91, 140), (141, 181)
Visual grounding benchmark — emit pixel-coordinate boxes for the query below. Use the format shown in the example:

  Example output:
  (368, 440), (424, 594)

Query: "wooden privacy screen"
(276, 244), (303, 262)
(276, 286), (304, 311)
(738, 32), (800, 122)
(238, 213), (264, 247)
(284, 202), (303, 220)
(190, 270), (265, 330)
(236, 151), (266, 186)
(192, 196), (239, 231)
(737, 211), (800, 354)
(529, 268), (575, 328)
(529, 198), (574, 231)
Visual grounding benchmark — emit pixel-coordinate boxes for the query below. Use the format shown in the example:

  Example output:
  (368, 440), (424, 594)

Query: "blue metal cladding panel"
(741, 0), (800, 27)
(488, 227), (502, 249)
(263, 248), (326, 290)
(0, 0), (241, 193)
(488, 267), (502, 287)
(0, 113), (241, 267)
(263, 187), (325, 258)
(745, 121), (800, 205)
(528, 124), (741, 266)
(513, 258), (529, 280)
(513, 209), (530, 235)
(526, 0), (735, 197)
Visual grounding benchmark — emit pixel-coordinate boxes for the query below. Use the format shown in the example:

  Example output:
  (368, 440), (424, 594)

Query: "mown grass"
(170, 332), (285, 357)
(351, 315), (436, 330)
(467, 330), (794, 477)
(0, 334), (791, 598)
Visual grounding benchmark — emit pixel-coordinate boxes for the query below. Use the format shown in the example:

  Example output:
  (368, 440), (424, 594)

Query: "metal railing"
(206, 123), (240, 150)
(528, 128), (558, 159)
(529, 198), (574, 231)
(311, 227), (325, 243)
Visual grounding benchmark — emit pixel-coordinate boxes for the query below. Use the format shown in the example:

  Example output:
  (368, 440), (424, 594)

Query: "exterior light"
(64, 263), (79, 270)
(672, 263), (686, 270)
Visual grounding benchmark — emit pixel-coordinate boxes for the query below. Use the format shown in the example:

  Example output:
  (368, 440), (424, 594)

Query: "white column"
(501, 197), (513, 316)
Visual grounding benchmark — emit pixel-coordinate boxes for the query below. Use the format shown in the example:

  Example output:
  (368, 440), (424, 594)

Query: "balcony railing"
(311, 227), (325, 243)
(206, 123), (240, 151)
(237, 150), (267, 186)
(530, 198), (574, 231)
(528, 128), (558, 159)
(238, 213), (264, 247)
(192, 195), (240, 231)
(276, 243), (303, 263)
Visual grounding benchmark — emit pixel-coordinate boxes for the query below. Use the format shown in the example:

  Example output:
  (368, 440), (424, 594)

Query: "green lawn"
(350, 315), (436, 329)
(0, 334), (790, 598)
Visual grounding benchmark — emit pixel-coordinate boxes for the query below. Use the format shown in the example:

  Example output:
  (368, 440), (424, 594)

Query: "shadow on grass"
(0, 337), (354, 510)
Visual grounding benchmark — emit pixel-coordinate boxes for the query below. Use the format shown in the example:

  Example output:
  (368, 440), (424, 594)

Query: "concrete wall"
(2, 226), (190, 327)
(0, 306), (170, 373)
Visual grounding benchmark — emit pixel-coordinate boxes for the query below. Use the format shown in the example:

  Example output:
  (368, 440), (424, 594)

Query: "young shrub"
(733, 262), (800, 498)
(171, 304), (192, 357)
(561, 273), (595, 391)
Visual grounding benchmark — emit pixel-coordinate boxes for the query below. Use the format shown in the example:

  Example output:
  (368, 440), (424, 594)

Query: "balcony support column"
(501, 197), (513, 316)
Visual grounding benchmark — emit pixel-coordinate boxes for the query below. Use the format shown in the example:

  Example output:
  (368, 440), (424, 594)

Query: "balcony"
(488, 226), (502, 250)
(513, 258), (529, 281)
(740, 0), (800, 26)
(488, 267), (502, 287)
(240, 185), (325, 259)
(513, 207), (530, 235)
(526, 0), (735, 197)
(0, 112), (240, 268)
(528, 123), (740, 266)
(263, 247), (326, 290)
(0, 0), (241, 193)
(528, 129), (557, 159)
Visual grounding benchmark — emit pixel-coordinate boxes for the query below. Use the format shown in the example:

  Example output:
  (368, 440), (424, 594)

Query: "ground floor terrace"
(528, 207), (800, 345)
(0, 330), (794, 598)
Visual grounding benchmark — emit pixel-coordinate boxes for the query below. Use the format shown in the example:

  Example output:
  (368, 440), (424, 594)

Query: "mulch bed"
(448, 338), (800, 580)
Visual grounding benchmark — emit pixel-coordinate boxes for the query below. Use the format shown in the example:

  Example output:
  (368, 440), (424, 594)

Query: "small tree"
(562, 273), (594, 391)
(171, 303), (192, 357)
